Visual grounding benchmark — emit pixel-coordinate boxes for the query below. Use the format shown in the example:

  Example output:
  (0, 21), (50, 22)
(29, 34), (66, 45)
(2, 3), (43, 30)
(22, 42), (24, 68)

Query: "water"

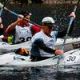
(0, 65), (80, 80)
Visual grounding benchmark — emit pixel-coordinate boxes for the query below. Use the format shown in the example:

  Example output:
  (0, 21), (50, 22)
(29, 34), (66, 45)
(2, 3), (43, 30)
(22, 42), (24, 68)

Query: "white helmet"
(42, 17), (55, 23)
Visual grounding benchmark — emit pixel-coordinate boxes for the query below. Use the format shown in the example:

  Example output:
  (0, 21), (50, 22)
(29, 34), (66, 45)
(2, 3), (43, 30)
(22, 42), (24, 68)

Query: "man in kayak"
(2, 11), (41, 44)
(30, 17), (64, 61)
(30, 11), (76, 61)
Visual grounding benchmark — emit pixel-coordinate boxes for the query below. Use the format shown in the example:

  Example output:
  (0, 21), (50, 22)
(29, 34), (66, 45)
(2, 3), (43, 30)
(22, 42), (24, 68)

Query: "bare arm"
(2, 20), (19, 41)
(5, 20), (19, 33)
(5, 15), (24, 33)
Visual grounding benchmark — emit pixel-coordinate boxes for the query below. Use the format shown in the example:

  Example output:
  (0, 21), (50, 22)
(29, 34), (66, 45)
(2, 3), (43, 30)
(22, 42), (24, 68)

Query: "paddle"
(56, 0), (80, 71)
(0, 2), (40, 27)
(0, 0), (8, 16)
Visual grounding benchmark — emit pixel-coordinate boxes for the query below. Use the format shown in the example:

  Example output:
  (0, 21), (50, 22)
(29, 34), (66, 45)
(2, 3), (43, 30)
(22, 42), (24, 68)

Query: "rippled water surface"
(0, 65), (80, 80)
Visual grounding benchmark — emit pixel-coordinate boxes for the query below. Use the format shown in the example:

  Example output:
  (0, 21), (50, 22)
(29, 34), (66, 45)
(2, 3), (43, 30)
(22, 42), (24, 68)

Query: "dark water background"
(0, 65), (80, 80)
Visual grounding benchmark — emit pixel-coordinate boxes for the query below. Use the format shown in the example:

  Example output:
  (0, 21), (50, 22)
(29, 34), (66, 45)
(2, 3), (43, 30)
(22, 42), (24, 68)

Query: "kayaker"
(30, 11), (76, 61)
(2, 11), (41, 44)
(30, 17), (64, 61)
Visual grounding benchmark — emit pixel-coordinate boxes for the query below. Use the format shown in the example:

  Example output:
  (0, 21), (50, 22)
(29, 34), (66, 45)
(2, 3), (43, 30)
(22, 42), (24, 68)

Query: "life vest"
(31, 31), (56, 57)
(14, 24), (32, 43)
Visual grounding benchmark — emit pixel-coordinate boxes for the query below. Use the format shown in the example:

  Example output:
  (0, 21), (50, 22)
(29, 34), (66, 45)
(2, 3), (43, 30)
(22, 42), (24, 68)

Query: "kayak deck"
(0, 49), (80, 67)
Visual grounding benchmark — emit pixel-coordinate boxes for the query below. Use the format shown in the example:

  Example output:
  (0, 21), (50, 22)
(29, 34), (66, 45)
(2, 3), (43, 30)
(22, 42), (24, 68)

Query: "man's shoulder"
(31, 31), (43, 41)
(33, 31), (42, 37)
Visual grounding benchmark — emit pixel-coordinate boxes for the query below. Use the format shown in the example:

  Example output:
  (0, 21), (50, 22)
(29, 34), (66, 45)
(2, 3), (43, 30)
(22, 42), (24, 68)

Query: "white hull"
(0, 41), (31, 53)
(0, 37), (80, 53)
(55, 37), (80, 51)
(0, 49), (80, 68)
(0, 52), (57, 67)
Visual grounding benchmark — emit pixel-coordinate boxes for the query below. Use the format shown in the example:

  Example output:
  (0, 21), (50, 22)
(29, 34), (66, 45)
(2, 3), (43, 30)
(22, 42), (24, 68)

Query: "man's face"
(23, 15), (31, 24)
(42, 23), (53, 35)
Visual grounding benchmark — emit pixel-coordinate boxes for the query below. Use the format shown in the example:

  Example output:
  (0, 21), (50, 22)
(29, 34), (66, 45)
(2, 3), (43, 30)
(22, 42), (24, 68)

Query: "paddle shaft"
(62, 0), (80, 50)
(0, 3), (40, 26)
(0, 0), (8, 16)
(57, 0), (80, 71)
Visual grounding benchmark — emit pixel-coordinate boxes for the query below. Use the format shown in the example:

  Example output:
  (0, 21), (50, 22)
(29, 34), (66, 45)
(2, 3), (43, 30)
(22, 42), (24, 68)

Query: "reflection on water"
(56, 72), (80, 80)
(0, 65), (80, 80)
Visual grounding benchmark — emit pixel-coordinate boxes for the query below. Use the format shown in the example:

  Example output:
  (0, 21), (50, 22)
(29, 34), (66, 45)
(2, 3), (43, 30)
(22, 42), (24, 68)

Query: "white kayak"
(0, 41), (31, 53)
(0, 49), (80, 68)
(55, 37), (80, 51)
(0, 37), (80, 53)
